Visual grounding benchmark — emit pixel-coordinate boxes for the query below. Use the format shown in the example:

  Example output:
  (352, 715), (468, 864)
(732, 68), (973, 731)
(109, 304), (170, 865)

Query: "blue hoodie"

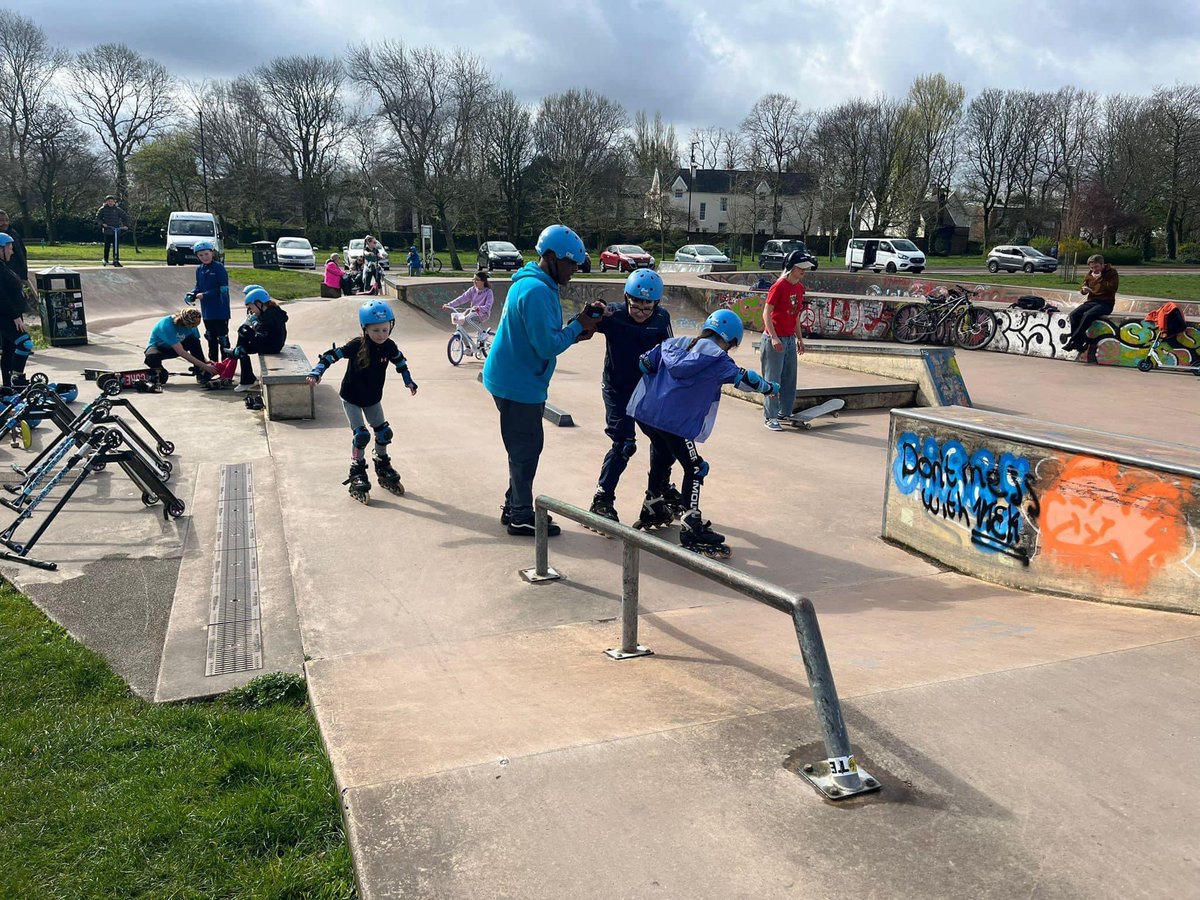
(193, 260), (230, 321)
(482, 262), (584, 404)
(627, 336), (744, 442)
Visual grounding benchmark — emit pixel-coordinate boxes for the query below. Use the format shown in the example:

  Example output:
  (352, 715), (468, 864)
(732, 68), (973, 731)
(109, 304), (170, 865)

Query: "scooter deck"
(786, 398), (845, 429)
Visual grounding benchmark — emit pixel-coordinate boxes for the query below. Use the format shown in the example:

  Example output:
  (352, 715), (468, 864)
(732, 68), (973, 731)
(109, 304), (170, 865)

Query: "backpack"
(1146, 302), (1186, 338)
(1010, 295), (1046, 311)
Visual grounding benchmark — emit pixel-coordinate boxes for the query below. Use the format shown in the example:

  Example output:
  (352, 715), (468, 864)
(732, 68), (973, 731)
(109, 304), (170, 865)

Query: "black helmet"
(784, 249), (811, 270)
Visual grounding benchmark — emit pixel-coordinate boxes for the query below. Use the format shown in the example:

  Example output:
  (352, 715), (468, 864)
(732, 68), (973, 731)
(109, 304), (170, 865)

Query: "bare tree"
(202, 78), (284, 238)
(1080, 94), (1151, 246)
(1044, 86), (1097, 239)
(254, 55), (346, 230)
(1146, 84), (1200, 257)
(741, 93), (812, 235)
(531, 87), (628, 236)
(961, 88), (1018, 246)
(71, 43), (175, 205)
(485, 89), (535, 238)
(348, 42), (494, 270)
(30, 103), (103, 243)
(0, 10), (67, 234)
(629, 110), (679, 176)
(689, 126), (745, 170)
(898, 73), (965, 238)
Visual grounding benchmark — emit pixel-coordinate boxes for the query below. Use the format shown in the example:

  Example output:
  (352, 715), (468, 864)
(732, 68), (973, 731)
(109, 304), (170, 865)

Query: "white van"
(845, 237), (925, 274)
(165, 211), (224, 266)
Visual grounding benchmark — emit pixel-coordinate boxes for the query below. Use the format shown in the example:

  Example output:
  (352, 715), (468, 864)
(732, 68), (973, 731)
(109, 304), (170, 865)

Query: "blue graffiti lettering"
(892, 431), (1038, 563)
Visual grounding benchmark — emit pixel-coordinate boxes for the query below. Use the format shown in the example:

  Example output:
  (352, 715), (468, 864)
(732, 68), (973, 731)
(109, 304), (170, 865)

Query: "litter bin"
(251, 241), (279, 270)
(35, 266), (88, 347)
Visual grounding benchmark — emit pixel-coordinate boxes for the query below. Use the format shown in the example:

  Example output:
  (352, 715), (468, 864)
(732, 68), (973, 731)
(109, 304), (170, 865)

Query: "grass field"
(0, 584), (355, 898)
(969, 272), (1200, 301)
(228, 269), (325, 301)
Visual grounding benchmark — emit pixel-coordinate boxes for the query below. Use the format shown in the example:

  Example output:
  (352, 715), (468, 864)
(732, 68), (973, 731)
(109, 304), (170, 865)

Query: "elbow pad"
(311, 343), (344, 377)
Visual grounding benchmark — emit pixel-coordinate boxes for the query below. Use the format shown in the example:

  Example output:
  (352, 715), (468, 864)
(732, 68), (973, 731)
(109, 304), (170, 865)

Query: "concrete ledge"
(798, 340), (971, 407)
(544, 403), (574, 427)
(260, 344), (314, 420)
(883, 406), (1200, 615)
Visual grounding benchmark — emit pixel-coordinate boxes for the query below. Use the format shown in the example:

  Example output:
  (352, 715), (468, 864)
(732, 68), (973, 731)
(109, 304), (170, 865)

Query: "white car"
(675, 244), (731, 264)
(276, 236), (315, 269)
(343, 238), (390, 270)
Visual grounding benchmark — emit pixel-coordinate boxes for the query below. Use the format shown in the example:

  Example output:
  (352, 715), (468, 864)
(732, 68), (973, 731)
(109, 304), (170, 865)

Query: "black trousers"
(202, 318), (229, 362)
(494, 395), (545, 521)
(0, 316), (30, 386)
(144, 335), (204, 382)
(638, 422), (704, 513)
(235, 331), (281, 384)
(102, 231), (121, 262)
(1067, 298), (1114, 348)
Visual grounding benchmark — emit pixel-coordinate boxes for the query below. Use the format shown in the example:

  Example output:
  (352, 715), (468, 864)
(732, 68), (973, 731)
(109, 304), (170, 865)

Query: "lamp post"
(687, 141), (699, 241)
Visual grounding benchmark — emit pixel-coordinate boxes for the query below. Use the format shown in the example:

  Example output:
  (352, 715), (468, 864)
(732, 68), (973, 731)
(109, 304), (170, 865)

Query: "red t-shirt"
(764, 279), (805, 338)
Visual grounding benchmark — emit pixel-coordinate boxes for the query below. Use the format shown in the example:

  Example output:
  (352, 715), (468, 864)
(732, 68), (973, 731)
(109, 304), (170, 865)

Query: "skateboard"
(785, 398), (845, 430)
(83, 367), (159, 396)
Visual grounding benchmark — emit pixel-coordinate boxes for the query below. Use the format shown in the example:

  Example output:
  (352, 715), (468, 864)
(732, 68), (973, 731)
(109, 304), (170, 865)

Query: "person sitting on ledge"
(1063, 254), (1119, 354)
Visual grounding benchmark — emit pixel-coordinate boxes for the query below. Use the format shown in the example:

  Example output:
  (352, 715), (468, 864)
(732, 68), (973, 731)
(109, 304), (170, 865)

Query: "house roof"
(672, 168), (813, 195)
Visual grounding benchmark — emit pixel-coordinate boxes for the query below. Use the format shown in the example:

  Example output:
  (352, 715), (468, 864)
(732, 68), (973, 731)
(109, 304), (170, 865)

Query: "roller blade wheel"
(373, 457), (405, 495)
(344, 464), (371, 505)
(585, 495), (619, 536)
(684, 543), (733, 560)
(633, 497), (673, 531)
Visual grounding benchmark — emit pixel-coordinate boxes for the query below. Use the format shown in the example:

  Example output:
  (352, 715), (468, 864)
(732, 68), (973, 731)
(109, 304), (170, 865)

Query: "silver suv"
(986, 245), (1057, 274)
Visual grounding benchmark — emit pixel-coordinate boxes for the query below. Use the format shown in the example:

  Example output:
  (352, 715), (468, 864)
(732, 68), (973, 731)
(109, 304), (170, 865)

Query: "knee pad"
(14, 332), (33, 358)
(352, 426), (371, 450)
(617, 439), (637, 461)
(373, 420), (393, 445)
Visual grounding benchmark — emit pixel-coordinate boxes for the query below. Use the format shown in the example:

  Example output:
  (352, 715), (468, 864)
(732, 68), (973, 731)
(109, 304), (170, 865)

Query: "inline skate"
(344, 461), (371, 504)
(585, 491), (619, 536)
(662, 483), (687, 521)
(373, 453), (405, 496)
(633, 492), (674, 531)
(680, 511), (731, 559)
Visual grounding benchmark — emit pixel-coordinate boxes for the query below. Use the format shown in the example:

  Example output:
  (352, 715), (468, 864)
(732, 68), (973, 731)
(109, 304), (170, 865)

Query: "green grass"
(0, 584), (355, 899)
(26, 244), (256, 264)
(229, 269), (324, 301)
(967, 272), (1200, 301)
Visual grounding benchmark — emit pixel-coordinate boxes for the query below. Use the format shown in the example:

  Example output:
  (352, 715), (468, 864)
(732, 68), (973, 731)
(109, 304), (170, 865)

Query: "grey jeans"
(759, 335), (797, 421)
(342, 399), (387, 459)
(494, 395), (545, 521)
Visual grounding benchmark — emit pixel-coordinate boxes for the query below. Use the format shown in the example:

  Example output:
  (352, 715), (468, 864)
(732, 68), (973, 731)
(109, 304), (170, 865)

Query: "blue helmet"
(0, 233), (12, 248)
(243, 284), (263, 295)
(244, 287), (270, 306)
(193, 240), (216, 254)
(535, 224), (587, 265)
(359, 299), (395, 328)
(703, 309), (744, 347)
(624, 269), (663, 303)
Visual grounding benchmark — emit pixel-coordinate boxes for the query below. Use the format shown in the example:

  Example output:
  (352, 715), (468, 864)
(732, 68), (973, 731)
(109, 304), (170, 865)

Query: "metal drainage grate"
(205, 463), (264, 676)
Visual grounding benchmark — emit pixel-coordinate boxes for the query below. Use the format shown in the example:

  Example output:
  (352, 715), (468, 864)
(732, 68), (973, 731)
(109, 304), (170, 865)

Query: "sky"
(29, 0), (1200, 136)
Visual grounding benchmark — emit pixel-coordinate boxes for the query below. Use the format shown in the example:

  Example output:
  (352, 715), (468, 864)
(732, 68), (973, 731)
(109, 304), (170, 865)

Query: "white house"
(647, 168), (819, 237)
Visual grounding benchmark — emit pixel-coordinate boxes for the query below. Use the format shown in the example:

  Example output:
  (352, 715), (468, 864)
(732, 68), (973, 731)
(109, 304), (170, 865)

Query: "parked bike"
(891, 285), (998, 349)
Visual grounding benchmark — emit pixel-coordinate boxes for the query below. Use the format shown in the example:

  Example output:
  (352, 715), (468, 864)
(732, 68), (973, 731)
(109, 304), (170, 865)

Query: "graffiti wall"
(883, 408), (1200, 614)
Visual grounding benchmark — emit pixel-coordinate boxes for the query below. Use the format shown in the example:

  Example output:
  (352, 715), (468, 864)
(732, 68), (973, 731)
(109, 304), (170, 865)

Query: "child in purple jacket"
(627, 309), (778, 558)
(442, 270), (495, 347)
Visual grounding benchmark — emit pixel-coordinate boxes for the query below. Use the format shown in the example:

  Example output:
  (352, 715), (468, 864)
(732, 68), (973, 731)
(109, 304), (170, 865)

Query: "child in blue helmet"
(188, 240), (230, 365)
(407, 246), (421, 278)
(226, 286), (289, 391)
(306, 299), (419, 503)
(627, 308), (779, 558)
(588, 268), (677, 524)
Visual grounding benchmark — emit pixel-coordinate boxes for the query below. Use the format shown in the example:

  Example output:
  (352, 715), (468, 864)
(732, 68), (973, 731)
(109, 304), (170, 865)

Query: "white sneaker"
(764, 418), (784, 431)
(234, 382), (258, 393)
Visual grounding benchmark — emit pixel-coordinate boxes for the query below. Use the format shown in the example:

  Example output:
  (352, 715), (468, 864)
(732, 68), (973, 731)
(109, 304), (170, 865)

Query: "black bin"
(251, 241), (279, 270)
(35, 266), (88, 347)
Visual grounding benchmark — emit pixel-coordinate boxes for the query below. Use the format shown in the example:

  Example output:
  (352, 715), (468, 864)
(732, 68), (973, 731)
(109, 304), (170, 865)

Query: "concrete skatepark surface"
(7, 266), (1200, 897)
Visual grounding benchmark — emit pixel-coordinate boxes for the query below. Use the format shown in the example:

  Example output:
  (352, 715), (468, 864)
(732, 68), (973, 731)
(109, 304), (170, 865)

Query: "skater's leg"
(759, 339), (786, 421)
(596, 387), (636, 499)
(341, 401), (372, 501)
(0, 317), (17, 387)
(103, 232), (114, 265)
(494, 395), (552, 533)
(637, 422), (675, 497)
(203, 319), (229, 363)
(777, 336), (797, 420)
(665, 434), (705, 514)
(363, 403), (404, 493)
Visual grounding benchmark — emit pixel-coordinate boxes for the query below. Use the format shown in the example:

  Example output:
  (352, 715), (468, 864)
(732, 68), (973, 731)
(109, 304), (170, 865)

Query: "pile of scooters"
(0, 374), (184, 571)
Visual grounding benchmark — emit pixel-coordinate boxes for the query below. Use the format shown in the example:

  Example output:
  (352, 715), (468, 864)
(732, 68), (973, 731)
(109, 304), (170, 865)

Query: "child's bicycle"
(445, 310), (493, 366)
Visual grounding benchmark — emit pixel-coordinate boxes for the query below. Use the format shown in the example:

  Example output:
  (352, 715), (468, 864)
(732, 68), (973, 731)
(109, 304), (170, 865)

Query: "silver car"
(987, 245), (1057, 273)
(674, 243), (731, 264)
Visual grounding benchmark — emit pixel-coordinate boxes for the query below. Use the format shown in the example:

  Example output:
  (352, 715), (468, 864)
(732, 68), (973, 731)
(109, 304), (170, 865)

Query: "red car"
(599, 244), (656, 273)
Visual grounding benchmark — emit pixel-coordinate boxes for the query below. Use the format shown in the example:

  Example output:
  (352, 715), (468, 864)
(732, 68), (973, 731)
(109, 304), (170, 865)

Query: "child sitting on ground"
(627, 308), (779, 558)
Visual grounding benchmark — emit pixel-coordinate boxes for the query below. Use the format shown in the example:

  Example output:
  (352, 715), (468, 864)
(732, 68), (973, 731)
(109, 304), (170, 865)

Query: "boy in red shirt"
(760, 250), (811, 430)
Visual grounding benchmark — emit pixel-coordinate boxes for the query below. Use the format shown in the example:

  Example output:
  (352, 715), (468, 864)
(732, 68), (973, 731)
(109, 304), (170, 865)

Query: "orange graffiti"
(1039, 457), (1190, 590)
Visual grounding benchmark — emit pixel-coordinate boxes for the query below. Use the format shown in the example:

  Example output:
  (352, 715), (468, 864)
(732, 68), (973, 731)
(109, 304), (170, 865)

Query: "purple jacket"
(447, 285), (494, 320)
(627, 337), (743, 442)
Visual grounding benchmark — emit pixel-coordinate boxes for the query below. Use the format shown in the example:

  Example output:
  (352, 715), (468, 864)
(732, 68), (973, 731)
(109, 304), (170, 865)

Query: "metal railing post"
(518, 504), (561, 583)
(606, 542), (651, 659)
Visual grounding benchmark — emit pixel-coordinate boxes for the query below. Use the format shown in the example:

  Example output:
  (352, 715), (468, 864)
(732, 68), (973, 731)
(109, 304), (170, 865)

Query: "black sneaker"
(500, 504), (511, 526)
(113, 261), (123, 268)
(506, 515), (561, 537)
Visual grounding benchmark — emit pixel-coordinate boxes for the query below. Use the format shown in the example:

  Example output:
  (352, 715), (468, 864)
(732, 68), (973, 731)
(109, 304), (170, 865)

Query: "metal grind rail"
(521, 495), (881, 801)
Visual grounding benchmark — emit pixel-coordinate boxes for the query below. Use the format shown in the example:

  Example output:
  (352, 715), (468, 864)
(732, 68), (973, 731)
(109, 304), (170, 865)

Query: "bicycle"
(422, 253), (443, 273)
(445, 308), (493, 365)
(891, 285), (998, 349)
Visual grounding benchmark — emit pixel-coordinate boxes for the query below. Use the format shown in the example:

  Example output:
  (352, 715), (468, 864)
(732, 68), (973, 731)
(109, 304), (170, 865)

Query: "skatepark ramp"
(883, 406), (1200, 615)
(521, 495), (882, 802)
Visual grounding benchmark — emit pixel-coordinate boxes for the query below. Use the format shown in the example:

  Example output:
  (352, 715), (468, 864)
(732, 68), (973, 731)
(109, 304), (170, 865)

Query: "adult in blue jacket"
(482, 224), (604, 536)
(189, 240), (230, 362)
